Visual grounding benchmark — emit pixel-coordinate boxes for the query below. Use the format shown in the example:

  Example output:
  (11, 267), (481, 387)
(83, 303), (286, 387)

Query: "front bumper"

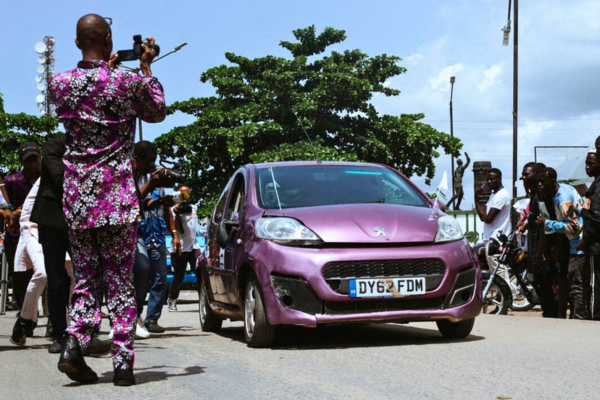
(249, 239), (482, 327)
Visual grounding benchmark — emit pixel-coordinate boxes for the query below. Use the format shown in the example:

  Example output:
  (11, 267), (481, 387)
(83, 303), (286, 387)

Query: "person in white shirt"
(167, 186), (201, 311)
(11, 178), (46, 346)
(475, 168), (512, 268)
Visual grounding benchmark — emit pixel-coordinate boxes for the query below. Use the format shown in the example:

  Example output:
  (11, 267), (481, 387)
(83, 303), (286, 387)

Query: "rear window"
(255, 165), (427, 209)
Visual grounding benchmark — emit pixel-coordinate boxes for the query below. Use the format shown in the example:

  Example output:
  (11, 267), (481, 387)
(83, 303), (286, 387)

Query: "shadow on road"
(214, 322), (485, 350)
(65, 365), (206, 387)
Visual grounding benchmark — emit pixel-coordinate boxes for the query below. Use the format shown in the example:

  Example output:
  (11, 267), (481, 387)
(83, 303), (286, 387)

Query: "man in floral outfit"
(49, 14), (165, 386)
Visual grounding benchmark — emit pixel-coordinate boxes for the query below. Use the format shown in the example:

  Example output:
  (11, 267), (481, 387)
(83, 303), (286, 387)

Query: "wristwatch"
(0, 204), (13, 211)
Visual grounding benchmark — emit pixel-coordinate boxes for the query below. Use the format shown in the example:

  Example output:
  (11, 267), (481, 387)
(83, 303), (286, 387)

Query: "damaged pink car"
(199, 162), (481, 347)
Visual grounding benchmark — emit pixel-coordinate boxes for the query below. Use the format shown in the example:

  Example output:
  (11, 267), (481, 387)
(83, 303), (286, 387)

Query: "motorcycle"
(476, 229), (538, 314)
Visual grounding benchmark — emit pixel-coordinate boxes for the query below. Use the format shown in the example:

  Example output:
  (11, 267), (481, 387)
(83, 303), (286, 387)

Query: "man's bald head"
(75, 14), (112, 61)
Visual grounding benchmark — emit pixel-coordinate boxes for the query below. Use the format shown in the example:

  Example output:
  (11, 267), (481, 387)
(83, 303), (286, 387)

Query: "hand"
(536, 215), (547, 226)
(173, 203), (180, 213)
(576, 238), (586, 252)
(140, 37), (157, 75)
(173, 235), (182, 257)
(160, 195), (174, 207)
(108, 53), (121, 69)
(474, 184), (483, 196)
(149, 167), (171, 188)
(3, 209), (15, 231)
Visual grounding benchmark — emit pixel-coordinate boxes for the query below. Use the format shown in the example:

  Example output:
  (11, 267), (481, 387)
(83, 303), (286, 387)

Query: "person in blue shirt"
(132, 141), (181, 335)
(537, 167), (587, 319)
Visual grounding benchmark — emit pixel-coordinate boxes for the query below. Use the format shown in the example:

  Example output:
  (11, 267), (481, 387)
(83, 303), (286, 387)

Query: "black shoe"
(57, 335), (98, 383)
(25, 320), (37, 338)
(145, 321), (165, 333)
(48, 337), (62, 354)
(10, 318), (28, 346)
(113, 369), (136, 386)
(83, 336), (111, 356)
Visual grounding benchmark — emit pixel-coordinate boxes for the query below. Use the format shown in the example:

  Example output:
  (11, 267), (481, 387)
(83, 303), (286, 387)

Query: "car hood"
(262, 204), (440, 243)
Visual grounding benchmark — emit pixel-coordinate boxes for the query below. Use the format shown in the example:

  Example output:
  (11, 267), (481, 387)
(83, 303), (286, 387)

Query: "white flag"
(436, 171), (449, 202)
(429, 171), (449, 219)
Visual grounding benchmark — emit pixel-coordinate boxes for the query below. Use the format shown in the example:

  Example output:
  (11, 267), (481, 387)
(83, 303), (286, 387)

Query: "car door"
(207, 178), (232, 303)
(220, 173), (247, 304)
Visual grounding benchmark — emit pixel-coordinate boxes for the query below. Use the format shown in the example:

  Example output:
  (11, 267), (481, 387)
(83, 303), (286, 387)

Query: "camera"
(150, 159), (187, 186)
(117, 35), (160, 62)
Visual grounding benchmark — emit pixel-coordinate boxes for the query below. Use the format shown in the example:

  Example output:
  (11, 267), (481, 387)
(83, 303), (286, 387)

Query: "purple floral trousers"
(67, 223), (137, 370)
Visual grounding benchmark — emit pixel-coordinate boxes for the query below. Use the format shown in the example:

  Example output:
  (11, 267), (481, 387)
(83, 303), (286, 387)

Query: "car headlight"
(256, 217), (323, 246)
(435, 215), (463, 242)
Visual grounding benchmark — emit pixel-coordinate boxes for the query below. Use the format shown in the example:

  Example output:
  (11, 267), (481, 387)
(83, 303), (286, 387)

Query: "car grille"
(323, 296), (445, 315)
(322, 258), (446, 279)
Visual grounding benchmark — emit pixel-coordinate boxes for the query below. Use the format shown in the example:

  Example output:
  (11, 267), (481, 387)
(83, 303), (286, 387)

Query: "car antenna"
(293, 110), (322, 164)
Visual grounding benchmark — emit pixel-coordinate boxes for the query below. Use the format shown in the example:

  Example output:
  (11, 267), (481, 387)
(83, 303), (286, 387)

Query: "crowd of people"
(2, 10), (600, 390)
(0, 14), (201, 387)
(475, 137), (600, 321)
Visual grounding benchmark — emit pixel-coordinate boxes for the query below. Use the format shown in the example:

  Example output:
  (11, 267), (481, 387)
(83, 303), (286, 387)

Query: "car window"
(225, 174), (245, 222)
(212, 179), (232, 224)
(256, 166), (427, 209)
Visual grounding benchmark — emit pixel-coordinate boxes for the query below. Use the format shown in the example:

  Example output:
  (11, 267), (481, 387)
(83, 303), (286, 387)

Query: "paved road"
(1, 294), (599, 400)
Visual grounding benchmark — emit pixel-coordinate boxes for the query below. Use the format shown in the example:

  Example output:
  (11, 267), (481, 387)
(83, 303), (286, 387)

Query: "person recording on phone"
(475, 168), (511, 269)
(49, 14), (165, 386)
(167, 186), (202, 311)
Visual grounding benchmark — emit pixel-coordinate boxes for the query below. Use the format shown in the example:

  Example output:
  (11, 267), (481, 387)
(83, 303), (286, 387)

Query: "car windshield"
(256, 165), (428, 209)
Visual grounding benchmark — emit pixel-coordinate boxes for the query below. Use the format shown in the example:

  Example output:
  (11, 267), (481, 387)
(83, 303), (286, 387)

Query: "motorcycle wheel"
(508, 274), (536, 312)
(482, 275), (511, 315)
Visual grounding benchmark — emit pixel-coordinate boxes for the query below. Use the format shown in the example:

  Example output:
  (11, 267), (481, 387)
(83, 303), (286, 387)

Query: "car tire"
(436, 318), (475, 339)
(244, 276), (277, 347)
(199, 280), (222, 332)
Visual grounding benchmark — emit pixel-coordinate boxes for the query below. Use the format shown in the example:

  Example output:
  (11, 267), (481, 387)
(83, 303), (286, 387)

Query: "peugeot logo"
(373, 227), (386, 237)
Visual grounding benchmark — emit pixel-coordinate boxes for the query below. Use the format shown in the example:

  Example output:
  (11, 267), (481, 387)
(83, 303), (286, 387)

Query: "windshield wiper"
(361, 198), (386, 204)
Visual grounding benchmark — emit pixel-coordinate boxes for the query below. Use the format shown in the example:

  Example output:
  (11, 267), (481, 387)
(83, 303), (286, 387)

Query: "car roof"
(245, 161), (389, 170)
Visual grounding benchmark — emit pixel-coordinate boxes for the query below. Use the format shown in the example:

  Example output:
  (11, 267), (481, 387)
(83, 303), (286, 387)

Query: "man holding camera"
(132, 141), (180, 335)
(49, 14), (165, 386)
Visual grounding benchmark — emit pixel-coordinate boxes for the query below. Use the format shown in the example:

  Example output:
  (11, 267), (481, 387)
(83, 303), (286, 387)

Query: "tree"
(155, 26), (462, 216)
(0, 92), (60, 175)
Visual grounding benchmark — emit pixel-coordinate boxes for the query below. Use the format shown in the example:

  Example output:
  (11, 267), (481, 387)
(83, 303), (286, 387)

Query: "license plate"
(349, 277), (426, 298)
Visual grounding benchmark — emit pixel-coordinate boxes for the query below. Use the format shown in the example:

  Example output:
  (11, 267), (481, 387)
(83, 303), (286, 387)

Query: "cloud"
(429, 63), (464, 91)
(405, 53), (424, 66)
(477, 62), (504, 92)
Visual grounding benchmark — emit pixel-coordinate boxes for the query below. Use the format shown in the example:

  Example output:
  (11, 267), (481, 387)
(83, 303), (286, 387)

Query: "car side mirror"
(217, 220), (241, 248)
(217, 220), (229, 248)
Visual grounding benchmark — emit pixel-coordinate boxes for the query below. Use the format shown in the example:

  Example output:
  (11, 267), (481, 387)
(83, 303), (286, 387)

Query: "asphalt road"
(1, 294), (599, 400)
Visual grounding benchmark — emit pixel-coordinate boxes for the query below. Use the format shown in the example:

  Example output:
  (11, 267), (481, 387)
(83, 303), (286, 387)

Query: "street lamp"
(449, 76), (456, 200)
(502, 0), (518, 201)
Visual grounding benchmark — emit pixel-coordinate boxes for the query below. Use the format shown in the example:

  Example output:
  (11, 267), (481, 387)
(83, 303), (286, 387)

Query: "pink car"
(199, 162), (481, 347)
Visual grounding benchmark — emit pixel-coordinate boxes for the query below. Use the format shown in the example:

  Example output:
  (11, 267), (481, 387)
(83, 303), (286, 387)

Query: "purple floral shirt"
(49, 60), (166, 230)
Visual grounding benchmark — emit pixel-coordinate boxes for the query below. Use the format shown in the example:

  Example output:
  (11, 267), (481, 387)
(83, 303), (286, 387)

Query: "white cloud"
(405, 53), (424, 66)
(429, 63), (464, 91)
(477, 62), (504, 92)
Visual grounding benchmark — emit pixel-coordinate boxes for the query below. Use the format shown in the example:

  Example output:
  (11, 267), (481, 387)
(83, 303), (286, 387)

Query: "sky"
(2, 0), (600, 208)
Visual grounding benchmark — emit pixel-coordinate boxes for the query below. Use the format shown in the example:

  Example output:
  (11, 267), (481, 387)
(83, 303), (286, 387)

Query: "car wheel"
(436, 318), (475, 339)
(244, 276), (277, 347)
(199, 280), (222, 332)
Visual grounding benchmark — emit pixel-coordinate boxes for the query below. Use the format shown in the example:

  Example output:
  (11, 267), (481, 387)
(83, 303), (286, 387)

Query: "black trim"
(207, 266), (235, 276)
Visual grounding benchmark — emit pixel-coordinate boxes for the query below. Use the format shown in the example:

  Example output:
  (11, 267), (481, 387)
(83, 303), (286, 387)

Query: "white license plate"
(349, 277), (426, 298)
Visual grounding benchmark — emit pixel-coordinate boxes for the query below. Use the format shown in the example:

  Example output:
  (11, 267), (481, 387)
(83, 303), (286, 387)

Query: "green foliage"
(156, 26), (462, 217)
(0, 92), (60, 174)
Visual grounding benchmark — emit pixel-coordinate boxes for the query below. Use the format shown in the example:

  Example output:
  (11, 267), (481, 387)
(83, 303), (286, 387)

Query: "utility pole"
(513, 0), (518, 201)
(449, 76), (456, 201)
(502, 0), (518, 200)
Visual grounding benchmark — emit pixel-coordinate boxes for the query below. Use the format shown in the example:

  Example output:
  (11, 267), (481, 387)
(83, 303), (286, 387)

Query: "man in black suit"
(30, 135), (71, 353)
